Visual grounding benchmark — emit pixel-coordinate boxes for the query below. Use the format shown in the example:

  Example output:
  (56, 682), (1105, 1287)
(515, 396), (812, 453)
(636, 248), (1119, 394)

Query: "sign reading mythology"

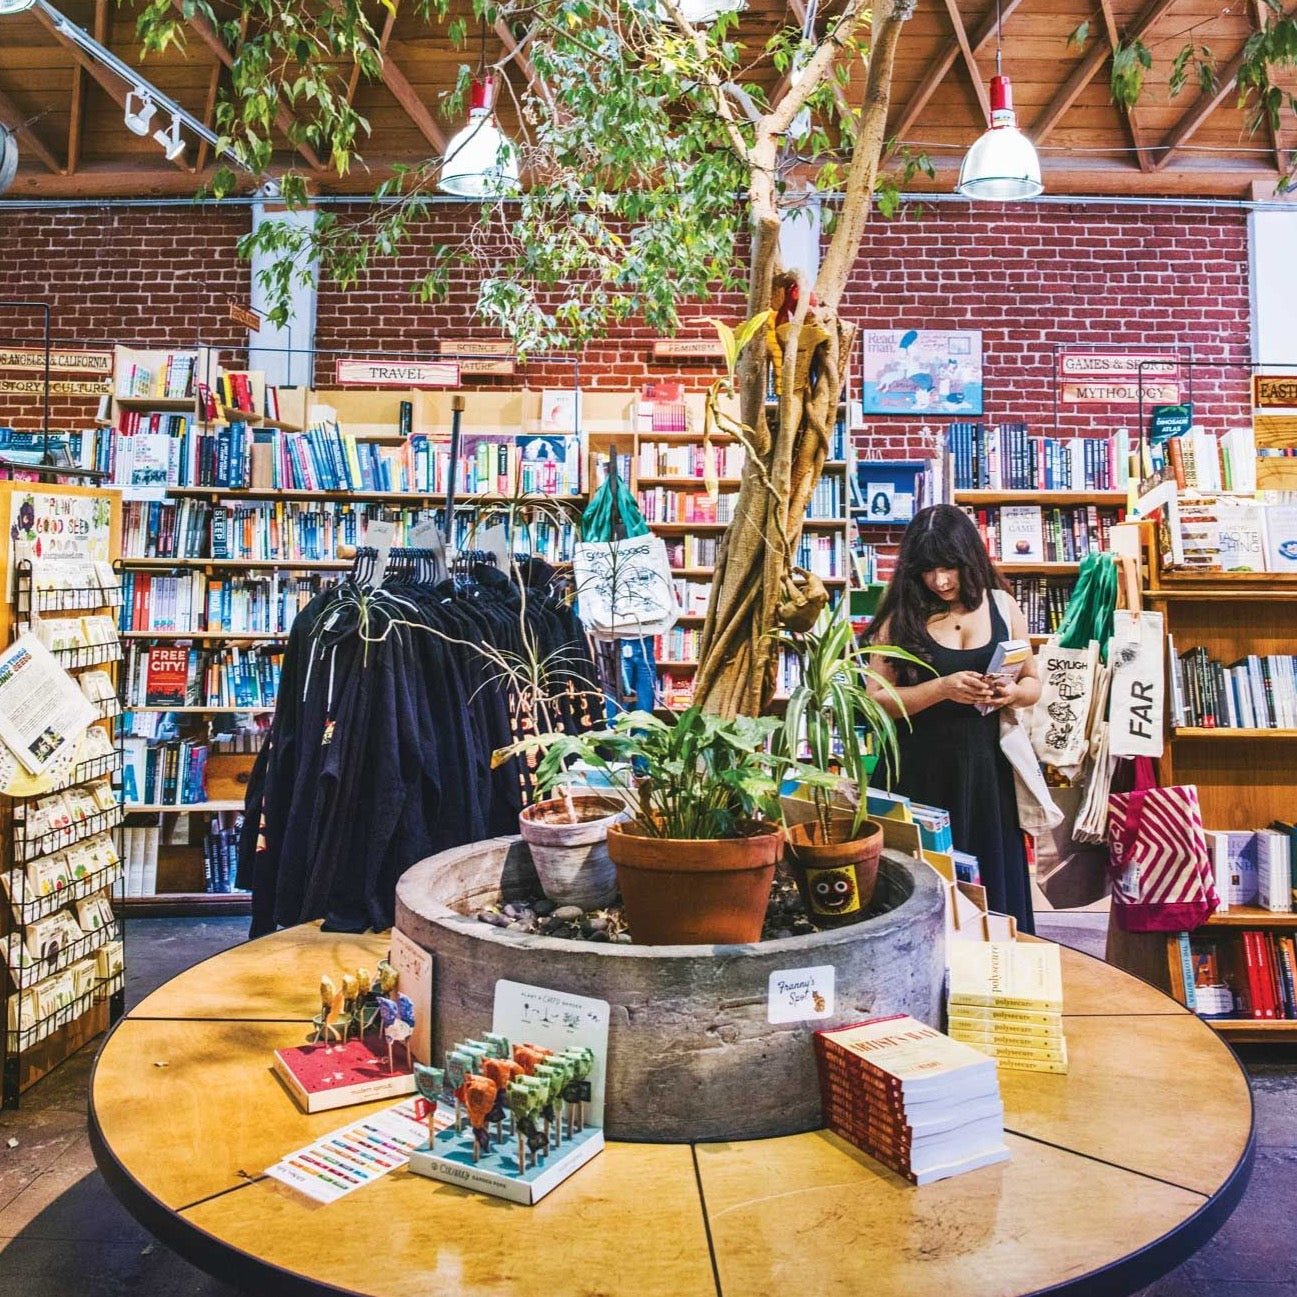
(1057, 353), (1181, 405)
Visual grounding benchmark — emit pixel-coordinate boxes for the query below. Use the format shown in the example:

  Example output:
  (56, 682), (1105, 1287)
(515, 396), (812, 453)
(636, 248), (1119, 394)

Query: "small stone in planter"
(477, 909), (510, 928)
(587, 917), (609, 933)
(588, 930), (611, 943)
(552, 905), (584, 923)
(502, 903), (522, 919)
(533, 899), (556, 917)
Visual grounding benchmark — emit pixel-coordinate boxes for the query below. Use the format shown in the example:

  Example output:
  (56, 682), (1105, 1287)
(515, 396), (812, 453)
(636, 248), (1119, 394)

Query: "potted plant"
(516, 786), (627, 910)
(505, 706), (831, 945)
(772, 611), (921, 928)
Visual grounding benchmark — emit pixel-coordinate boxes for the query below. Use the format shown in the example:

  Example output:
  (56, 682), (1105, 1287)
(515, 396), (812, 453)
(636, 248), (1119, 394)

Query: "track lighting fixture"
(153, 112), (185, 162)
(123, 88), (156, 137)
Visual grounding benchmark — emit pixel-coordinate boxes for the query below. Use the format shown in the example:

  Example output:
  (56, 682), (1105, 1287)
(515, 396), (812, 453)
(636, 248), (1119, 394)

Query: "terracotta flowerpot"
(785, 818), (884, 929)
(606, 821), (784, 945)
(518, 796), (627, 909)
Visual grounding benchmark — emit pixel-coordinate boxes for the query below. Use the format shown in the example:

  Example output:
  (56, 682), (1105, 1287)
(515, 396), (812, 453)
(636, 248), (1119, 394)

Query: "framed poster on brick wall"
(861, 329), (983, 416)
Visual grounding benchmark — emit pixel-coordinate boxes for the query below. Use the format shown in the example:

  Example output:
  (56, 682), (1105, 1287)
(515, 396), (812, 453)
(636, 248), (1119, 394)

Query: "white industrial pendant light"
(123, 87), (156, 137)
(955, 0), (1042, 201)
(0, 0), (38, 14)
(438, 73), (519, 198)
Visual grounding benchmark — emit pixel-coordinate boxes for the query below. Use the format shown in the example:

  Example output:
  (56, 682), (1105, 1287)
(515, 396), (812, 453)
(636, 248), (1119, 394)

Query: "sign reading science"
(1058, 352), (1180, 405)
(334, 358), (460, 388)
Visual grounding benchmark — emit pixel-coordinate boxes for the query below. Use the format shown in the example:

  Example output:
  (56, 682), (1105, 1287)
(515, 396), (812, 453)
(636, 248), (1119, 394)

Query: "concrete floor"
(0, 913), (1290, 1297)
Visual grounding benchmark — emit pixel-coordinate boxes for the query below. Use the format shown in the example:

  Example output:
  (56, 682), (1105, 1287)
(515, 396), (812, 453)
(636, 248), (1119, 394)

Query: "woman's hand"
(942, 671), (995, 706)
(984, 678), (1027, 711)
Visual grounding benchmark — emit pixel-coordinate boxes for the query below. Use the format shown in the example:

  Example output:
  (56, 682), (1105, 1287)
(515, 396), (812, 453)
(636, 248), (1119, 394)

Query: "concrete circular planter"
(396, 836), (946, 1143)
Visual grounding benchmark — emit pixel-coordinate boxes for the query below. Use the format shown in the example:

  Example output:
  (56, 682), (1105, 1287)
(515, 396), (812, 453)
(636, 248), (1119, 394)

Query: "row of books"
(122, 644), (283, 710)
(1169, 497), (1297, 573)
(116, 825), (160, 897)
(794, 534), (847, 579)
(653, 628), (704, 663)
(948, 423), (1131, 491)
(637, 490), (740, 524)
(664, 536), (719, 569)
(117, 352), (198, 400)
(638, 441), (748, 480)
(120, 570), (321, 636)
(203, 822), (246, 894)
(121, 499), (440, 561)
(1169, 643), (1297, 731)
(1151, 426), (1258, 494)
(964, 505), (1124, 564)
(672, 580), (712, 617)
(1177, 930), (1297, 1020)
(121, 737), (210, 808)
(946, 941), (1067, 1073)
(635, 382), (690, 434)
(1005, 576), (1075, 637)
(425, 434), (583, 497)
(1211, 826), (1294, 912)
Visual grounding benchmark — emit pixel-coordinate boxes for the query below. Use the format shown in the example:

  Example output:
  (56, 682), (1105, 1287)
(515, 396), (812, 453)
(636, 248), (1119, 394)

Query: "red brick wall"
(0, 207), (248, 428)
(0, 200), (1253, 443)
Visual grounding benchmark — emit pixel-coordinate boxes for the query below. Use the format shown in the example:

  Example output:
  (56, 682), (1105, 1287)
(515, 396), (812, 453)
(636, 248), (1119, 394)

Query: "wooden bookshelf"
(125, 800), (245, 814)
(121, 558), (350, 572)
(955, 490), (1128, 506)
(1106, 534), (1297, 1038)
(122, 631), (288, 642)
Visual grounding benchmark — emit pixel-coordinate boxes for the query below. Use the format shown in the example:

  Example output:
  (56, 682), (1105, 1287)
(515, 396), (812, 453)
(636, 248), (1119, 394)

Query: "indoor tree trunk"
(692, 0), (908, 719)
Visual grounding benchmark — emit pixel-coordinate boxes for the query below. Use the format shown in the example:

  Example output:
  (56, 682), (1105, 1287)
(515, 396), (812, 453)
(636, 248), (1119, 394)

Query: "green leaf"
(1067, 21), (1089, 49)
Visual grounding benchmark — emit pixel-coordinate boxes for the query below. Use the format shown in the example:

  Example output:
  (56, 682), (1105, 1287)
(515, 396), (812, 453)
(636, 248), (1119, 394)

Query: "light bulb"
(153, 114), (185, 162)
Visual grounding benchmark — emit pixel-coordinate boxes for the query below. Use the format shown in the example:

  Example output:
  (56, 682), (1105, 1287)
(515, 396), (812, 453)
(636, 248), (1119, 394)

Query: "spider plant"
(771, 609), (926, 842)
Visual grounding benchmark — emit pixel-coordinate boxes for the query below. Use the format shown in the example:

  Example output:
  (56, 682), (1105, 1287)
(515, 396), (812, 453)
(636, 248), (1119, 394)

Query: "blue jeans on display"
(607, 636), (657, 717)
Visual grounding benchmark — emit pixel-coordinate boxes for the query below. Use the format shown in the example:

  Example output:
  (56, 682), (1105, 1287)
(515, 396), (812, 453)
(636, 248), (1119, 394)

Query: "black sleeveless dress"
(893, 594), (1035, 935)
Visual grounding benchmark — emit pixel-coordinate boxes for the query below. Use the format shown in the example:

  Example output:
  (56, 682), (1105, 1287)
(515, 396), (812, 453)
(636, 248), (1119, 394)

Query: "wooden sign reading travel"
(334, 359), (460, 388)
(651, 339), (726, 360)
(0, 348), (113, 375)
(0, 377), (112, 396)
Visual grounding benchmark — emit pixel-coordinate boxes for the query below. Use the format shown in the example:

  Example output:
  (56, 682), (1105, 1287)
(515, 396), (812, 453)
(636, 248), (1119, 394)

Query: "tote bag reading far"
(1107, 784), (1218, 932)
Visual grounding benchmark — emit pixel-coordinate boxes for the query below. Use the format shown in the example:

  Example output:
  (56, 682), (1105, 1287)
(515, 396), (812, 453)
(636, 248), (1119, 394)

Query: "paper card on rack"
(388, 928), (433, 1065)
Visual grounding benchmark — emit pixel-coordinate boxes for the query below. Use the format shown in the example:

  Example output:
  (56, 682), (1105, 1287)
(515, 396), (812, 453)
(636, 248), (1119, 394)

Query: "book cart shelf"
(0, 479), (126, 1106)
(1107, 526), (1297, 1043)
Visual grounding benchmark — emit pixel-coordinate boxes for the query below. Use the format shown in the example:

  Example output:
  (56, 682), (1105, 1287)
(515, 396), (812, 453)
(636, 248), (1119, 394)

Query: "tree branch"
(817, 0), (913, 310)
(764, 0), (871, 139)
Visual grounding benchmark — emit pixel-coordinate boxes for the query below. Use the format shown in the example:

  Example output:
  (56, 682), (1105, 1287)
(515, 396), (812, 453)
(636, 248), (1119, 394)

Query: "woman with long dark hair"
(866, 504), (1041, 933)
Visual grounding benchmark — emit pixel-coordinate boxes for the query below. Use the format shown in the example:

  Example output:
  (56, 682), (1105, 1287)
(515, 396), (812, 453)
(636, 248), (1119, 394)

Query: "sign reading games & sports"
(1058, 352), (1180, 405)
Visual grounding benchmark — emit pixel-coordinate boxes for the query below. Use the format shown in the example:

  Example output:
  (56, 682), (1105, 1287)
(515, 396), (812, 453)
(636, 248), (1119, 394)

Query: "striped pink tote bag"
(1107, 785), (1219, 932)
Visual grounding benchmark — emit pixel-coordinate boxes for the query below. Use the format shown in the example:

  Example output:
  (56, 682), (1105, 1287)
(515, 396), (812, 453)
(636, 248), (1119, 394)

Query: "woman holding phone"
(866, 504), (1042, 933)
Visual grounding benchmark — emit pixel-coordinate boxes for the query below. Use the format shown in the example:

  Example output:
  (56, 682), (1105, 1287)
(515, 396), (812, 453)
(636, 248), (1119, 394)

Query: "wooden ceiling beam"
(1030, 0), (1179, 146)
(66, 0), (106, 175)
(31, 4), (190, 171)
(170, 0), (324, 171)
(378, 52), (447, 154)
(940, 0), (990, 124)
(1096, 0), (1151, 171)
(887, 0), (1027, 156)
(1149, 6), (1297, 175)
(1249, 0), (1289, 175)
(347, 4), (398, 106)
(0, 83), (62, 174)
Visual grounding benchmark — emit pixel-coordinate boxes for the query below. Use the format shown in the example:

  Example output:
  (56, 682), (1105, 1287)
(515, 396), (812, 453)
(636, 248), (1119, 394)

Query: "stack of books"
(814, 1015), (1010, 1185)
(946, 941), (1068, 1073)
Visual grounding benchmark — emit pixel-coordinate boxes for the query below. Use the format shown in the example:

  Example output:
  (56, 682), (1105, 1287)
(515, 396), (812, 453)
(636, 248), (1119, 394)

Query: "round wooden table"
(89, 924), (1253, 1297)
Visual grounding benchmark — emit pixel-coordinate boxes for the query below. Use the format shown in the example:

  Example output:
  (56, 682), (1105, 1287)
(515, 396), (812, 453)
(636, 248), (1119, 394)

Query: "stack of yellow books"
(946, 942), (1068, 1074)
